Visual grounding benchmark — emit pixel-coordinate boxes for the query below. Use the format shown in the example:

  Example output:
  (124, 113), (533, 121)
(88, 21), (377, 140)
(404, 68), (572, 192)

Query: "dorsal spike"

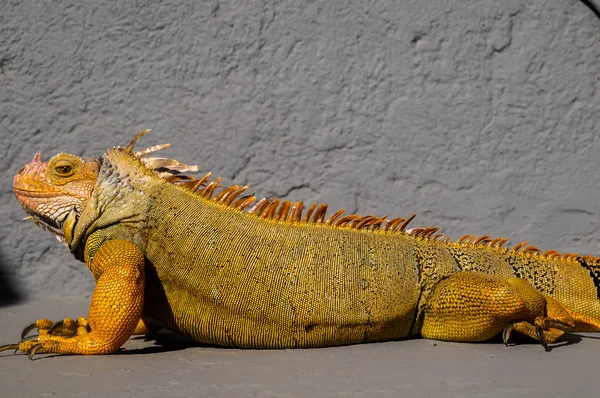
(368, 215), (388, 230)
(248, 198), (270, 215)
(194, 173), (212, 190)
(542, 250), (561, 258)
(201, 178), (222, 199)
(473, 235), (490, 245)
(466, 235), (480, 244)
(276, 200), (291, 221)
(487, 238), (499, 247)
(356, 216), (376, 229)
(286, 202), (299, 222)
(125, 129), (151, 153)
(311, 204), (329, 223)
(513, 241), (529, 252)
(261, 199), (280, 219)
(180, 174), (211, 192)
(497, 238), (510, 248)
(334, 214), (360, 227)
(433, 233), (451, 242)
(224, 186), (250, 205)
(456, 234), (472, 244)
(423, 227), (440, 238)
(325, 208), (346, 225)
(411, 227), (434, 238)
(522, 245), (540, 254)
(406, 227), (424, 236)
(134, 143), (171, 157)
(293, 202), (304, 222)
(352, 216), (372, 229)
(383, 218), (402, 231)
(419, 228), (432, 237)
(214, 185), (240, 202)
(165, 175), (194, 183)
(303, 203), (318, 223)
(232, 194), (256, 210)
(398, 214), (417, 232)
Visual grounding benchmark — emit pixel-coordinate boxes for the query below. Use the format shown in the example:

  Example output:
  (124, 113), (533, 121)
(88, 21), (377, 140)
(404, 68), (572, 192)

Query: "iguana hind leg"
(420, 271), (575, 350)
(0, 240), (145, 358)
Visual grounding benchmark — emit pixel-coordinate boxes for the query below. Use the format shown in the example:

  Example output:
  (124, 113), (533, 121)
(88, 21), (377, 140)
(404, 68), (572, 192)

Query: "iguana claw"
(20, 322), (39, 339)
(503, 323), (552, 351)
(535, 324), (550, 352)
(20, 335), (40, 344)
(502, 324), (514, 346)
(0, 336), (41, 357)
(20, 319), (54, 339)
(0, 344), (19, 353)
(27, 343), (45, 360)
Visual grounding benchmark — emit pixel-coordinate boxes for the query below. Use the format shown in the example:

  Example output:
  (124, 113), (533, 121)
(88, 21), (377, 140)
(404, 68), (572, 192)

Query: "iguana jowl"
(3, 130), (600, 358)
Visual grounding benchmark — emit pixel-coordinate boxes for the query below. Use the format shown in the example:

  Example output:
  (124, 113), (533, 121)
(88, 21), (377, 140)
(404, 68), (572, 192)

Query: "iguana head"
(13, 130), (200, 247)
(13, 152), (100, 244)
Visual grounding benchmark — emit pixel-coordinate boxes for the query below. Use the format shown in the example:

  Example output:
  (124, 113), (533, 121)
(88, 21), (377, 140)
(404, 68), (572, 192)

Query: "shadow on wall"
(0, 247), (22, 306)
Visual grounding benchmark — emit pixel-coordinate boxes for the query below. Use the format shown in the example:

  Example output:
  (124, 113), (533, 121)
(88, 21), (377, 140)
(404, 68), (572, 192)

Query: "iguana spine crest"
(129, 134), (594, 266)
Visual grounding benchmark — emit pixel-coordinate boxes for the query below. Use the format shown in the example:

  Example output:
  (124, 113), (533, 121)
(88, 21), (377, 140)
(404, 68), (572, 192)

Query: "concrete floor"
(0, 298), (598, 398)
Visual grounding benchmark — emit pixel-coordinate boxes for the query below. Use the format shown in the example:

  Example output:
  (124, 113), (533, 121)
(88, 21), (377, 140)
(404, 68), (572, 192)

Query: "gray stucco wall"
(1, 1), (599, 301)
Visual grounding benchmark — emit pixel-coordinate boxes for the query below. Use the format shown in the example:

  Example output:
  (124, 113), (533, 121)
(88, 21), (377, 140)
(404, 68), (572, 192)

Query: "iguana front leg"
(1, 240), (145, 358)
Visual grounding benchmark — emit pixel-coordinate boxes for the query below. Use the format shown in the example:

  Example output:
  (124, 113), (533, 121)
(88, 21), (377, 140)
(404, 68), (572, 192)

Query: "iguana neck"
(69, 147), (155, 258)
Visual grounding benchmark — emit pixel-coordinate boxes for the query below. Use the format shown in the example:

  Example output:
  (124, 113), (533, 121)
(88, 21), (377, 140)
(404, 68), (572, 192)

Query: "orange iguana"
(3, 130), (600, 359)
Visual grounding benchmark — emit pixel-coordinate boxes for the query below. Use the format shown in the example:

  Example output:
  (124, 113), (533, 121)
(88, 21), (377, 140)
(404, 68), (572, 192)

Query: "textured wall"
(1, 1), (599, 301)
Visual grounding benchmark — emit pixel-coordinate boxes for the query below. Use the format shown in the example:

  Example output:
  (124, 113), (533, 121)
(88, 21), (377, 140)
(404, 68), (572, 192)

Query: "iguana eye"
(47, 154), (85, 182)
(55, 165), (72, 174)
(52, 160), (76, 177)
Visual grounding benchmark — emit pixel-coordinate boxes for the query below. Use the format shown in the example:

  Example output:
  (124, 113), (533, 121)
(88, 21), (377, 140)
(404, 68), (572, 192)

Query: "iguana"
(3, 130), (600, 359)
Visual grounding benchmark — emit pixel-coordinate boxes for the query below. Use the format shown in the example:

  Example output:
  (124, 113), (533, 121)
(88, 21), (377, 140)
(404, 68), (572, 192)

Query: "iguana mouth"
(23, 208), (74, 244)
(27, 210), (62, 230)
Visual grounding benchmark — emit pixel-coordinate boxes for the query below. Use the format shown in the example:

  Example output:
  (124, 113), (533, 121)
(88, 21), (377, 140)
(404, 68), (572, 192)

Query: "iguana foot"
(420, 271), (576, 351)
(0, 318), (90, 357)
(502, 321), (566, 351)
(0, 317), (96, 359)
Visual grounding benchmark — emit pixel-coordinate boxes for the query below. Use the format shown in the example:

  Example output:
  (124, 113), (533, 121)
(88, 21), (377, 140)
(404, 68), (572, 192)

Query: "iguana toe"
(49, 317), (89, 337)
(21, 319), (53, 339)
(535, 324), (550, 352)
(0, 343), (20, 354)
(20, 318), (88, 342)
(502, 324), (514, 346)
(27, 343), (45, 360)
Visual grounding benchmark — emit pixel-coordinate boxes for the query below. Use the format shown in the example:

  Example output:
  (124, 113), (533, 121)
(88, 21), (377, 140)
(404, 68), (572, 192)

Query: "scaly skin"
(3, 130), (600, 358)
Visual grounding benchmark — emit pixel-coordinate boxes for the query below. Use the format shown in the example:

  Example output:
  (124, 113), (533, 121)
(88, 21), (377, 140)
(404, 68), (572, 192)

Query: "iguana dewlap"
(3, 130), (600, 358)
